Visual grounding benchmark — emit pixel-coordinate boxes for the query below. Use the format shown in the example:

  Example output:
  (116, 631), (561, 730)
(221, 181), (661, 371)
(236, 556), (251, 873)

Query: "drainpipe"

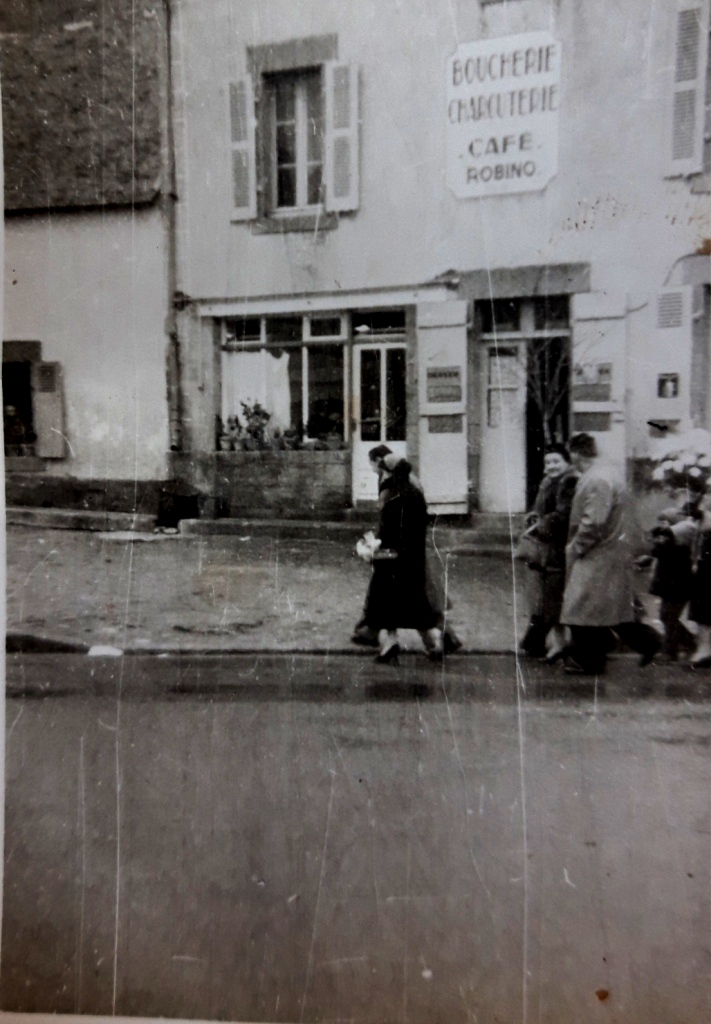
(159, 0), (183, 454)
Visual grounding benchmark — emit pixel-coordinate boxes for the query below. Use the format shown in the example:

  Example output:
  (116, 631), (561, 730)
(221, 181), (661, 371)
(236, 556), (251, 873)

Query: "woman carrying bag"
(361, 458), (443, 664)
(352, 448), (462, 653)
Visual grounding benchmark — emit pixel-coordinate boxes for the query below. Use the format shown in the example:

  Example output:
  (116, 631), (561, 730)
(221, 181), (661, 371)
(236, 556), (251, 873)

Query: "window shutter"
(667, 2), (709, 176)
(31, 362), (66, 458)
(324, 62), (359, 212)
(228, 77), (257, 220)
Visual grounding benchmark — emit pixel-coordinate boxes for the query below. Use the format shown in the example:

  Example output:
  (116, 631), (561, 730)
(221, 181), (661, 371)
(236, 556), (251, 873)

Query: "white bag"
(356, 530), (381, 562)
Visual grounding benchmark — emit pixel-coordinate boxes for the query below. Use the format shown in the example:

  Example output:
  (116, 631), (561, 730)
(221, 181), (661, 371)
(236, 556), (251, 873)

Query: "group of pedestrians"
(351, 431), (711, 673)
(521, 432), (711, 674)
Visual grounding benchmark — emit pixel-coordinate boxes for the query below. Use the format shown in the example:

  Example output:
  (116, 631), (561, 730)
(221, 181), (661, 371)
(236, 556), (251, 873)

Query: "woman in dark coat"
(352, 447), (462, 653)
(520, 443), (578, 659)
(363, 458), (443, 663)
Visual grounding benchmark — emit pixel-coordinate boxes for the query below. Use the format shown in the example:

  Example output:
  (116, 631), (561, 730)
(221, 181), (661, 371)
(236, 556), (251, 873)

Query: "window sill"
(250, 211), (338, 235)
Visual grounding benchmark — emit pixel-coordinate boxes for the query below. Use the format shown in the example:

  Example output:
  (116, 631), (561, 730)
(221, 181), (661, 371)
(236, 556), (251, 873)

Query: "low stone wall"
(5, 472), (164, 514)
(172, 450), (352, 520)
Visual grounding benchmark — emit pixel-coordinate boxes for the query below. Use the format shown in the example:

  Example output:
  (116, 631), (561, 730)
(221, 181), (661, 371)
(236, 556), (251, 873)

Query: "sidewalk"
(6, 525), (528, 654)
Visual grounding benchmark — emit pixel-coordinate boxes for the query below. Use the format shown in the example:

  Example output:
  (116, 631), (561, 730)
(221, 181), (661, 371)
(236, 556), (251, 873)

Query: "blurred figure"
(648, 506), (697, 661)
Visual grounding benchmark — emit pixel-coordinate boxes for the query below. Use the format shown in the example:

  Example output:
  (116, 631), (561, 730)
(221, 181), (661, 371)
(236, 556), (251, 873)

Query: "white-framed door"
(479, 341), (527, 512)
(351, 343), (407, 502)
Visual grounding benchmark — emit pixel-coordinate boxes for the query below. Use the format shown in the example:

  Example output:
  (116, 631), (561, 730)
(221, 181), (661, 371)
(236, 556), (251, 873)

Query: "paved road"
(4, 653), (711, 1023)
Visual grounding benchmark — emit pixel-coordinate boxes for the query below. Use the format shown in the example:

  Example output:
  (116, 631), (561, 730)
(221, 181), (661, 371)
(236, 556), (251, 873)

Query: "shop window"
(220, 315), (346, 448)
(230, 38), (359, 225)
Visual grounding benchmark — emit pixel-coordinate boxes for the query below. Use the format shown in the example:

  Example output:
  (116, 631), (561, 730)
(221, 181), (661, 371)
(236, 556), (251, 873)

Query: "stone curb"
(5, 634), (516, 657)
(8, 506), (156, 532)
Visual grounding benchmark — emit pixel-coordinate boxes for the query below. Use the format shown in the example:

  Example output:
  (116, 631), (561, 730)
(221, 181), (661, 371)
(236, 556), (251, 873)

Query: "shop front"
(194, 293), (471, 519)
(188, 290), (583, 520)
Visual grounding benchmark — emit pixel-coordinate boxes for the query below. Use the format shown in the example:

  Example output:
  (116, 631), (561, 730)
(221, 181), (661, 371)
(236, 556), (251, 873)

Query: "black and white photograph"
(2, 0), (711, 1021)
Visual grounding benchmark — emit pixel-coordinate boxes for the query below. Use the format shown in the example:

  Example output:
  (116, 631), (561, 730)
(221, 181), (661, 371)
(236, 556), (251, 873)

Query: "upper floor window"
(266, 69), (323, 210)
(229, 36), (359, 226)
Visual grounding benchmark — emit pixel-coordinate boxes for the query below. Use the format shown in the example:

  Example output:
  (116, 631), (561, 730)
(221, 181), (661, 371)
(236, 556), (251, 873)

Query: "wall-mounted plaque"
(427, 366), (462, 403)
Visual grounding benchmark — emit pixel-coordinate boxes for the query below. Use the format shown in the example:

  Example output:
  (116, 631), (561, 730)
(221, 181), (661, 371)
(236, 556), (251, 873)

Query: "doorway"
(478, 298), (571, 513)
(351, 343), (407, 502)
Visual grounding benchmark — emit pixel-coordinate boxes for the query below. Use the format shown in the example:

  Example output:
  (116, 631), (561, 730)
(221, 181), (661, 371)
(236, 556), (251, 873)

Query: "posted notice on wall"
(446, 31), (561, 198)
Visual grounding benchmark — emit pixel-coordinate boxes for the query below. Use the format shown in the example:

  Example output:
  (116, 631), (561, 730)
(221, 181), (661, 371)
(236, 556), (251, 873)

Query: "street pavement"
(4, 652), (711, 1023)
(7, 526), (668, 656)
(6, 526), (525, 653)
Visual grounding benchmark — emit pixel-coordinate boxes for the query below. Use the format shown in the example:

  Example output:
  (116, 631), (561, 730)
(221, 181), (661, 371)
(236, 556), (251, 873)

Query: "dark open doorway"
(2, 360), (36, 455)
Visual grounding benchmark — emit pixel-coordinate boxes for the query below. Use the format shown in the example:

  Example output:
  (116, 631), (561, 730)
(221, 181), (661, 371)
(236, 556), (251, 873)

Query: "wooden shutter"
(324, 62), (359, 212)
(228, 77), (257, 220)
(31, 362), (66, 458)
(667, 1), (709, 176)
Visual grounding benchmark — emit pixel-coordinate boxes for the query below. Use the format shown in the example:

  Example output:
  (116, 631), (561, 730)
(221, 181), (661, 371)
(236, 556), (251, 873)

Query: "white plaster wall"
(3, 208), (170, 480)
(173, 0), (711, 303)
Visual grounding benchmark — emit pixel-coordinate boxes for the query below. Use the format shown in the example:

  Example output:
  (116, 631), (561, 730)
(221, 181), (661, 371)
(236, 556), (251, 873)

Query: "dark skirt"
(363, 558), (438, 631)
(689, 559), (711, 625)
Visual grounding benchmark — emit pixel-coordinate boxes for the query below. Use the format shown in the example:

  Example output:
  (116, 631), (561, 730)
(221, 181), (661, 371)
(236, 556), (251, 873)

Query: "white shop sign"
(446, 32), (561, 198)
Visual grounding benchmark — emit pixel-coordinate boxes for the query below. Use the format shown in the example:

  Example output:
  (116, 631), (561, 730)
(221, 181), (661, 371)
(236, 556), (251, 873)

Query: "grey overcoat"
(561, 461), (638, 627)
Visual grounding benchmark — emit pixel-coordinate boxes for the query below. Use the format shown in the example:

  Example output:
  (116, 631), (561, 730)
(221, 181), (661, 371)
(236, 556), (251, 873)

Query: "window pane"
(385, 348), (406, 441)
(277, 166), (296, 207)
(286, 349), (304, 434)
(306, 73), (323, 162)
(480, 299), (520, 333)
(352, 310), (406, 335)
(274, 77), (295, 122)
(225, 317), (261, 345)
(360, 349), (381, 442)
(276, 123), (296, 166)
(222, 349), (296, 439)
(307, 344), (344, 439)
(533, 295), (569, 331)
(307, 164), (323, 206)
(267, 317), (303, 344)
(309, 316), (342, 338)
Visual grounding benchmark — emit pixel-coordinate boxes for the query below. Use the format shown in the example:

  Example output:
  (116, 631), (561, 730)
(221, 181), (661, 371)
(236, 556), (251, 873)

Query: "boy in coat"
(648, 507), (696, 660)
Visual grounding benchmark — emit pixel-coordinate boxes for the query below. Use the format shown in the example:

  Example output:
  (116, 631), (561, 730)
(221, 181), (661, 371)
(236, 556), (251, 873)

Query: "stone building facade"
(169, 0), (711, 519)
(3, 0), (711, 520)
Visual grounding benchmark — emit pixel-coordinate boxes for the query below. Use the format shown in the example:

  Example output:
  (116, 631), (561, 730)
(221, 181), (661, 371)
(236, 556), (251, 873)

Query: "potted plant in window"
(240, 400), (271, 450)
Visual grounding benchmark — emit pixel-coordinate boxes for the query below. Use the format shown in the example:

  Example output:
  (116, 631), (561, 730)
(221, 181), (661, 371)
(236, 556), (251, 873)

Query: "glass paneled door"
(352, 344), (407, 502)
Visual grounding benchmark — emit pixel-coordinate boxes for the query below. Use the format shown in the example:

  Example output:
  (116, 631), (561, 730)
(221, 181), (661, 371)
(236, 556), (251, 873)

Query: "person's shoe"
(443, 632), (463, 655)
(375, 642), (400, 665)
(543, 643), (569, 665)
(638, 638), (662, 668)
(351, 631), (379, 647)
(564, 659), (603, 676)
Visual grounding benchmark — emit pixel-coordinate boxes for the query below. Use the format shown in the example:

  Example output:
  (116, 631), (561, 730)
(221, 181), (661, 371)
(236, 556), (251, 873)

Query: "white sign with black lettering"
(446, 32), (561, 198)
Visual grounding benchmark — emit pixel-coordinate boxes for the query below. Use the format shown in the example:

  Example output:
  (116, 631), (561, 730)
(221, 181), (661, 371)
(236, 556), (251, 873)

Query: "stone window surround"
(247, 34), (339, 233)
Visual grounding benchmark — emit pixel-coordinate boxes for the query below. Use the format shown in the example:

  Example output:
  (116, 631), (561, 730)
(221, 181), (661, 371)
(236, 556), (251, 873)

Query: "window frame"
(219, 315), (350, 444)
(264, 68), (324, 215)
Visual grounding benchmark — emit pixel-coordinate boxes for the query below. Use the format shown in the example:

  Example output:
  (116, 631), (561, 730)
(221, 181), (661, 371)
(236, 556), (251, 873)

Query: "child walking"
(649, 506), (697, 661)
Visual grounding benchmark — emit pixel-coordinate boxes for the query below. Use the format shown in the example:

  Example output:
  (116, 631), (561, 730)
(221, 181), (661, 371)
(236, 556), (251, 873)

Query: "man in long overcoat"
(561, 433), (660, 674)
